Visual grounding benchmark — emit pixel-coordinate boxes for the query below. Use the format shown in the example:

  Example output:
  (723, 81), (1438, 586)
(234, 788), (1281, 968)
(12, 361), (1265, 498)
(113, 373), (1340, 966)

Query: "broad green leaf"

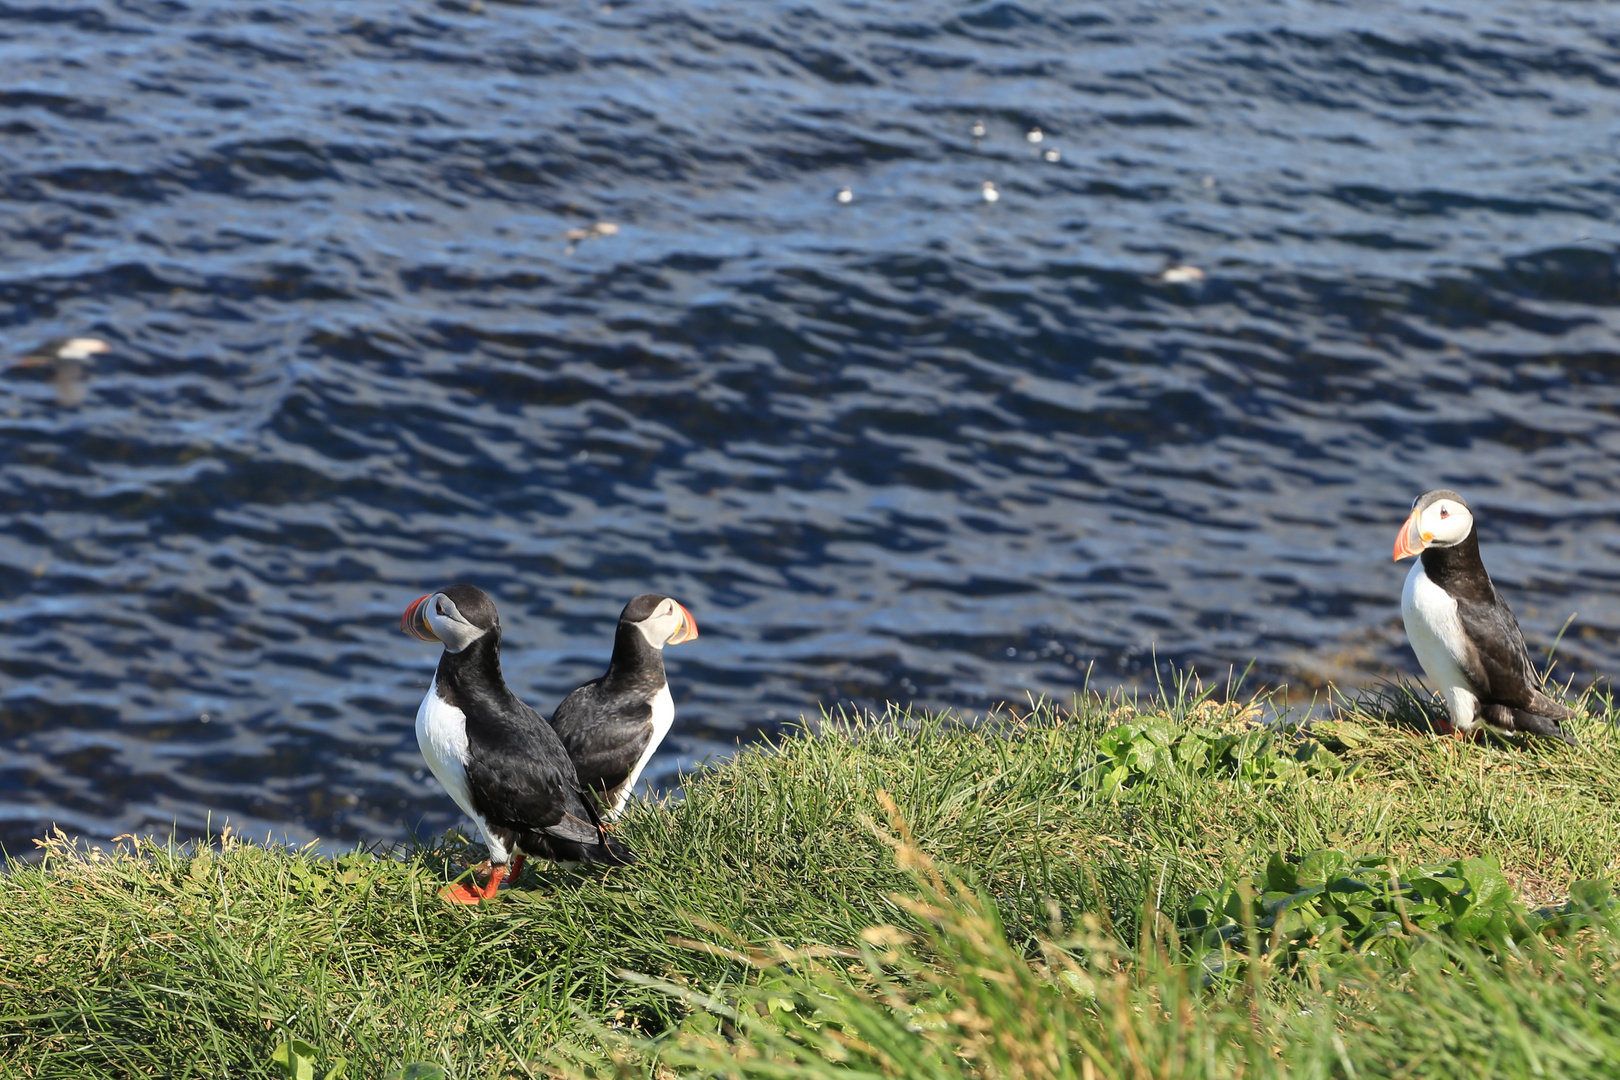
(1324, 877), (1373, 898)
(1260, 889), (1299, 913)
(1263, 852), (1297, 894)
(271, 1039), (318, 1080)
(1296, 849), (1349, 887)
(1128, 743), (1161, 774)
(1458, 857), (1511, 909)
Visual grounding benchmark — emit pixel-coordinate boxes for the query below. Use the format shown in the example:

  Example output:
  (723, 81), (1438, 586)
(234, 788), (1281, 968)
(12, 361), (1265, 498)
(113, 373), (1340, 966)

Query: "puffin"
(1393, 489), (1578, 745)
(549, 594), (698, 818)
(400, 584), (634, 903)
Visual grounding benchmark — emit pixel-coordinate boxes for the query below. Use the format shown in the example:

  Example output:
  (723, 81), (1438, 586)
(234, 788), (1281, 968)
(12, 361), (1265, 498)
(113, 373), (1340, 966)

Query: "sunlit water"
(2, 0), (1618, 854)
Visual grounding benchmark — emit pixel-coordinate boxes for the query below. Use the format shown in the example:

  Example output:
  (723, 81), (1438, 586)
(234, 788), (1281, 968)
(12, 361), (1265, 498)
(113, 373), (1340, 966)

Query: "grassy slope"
(0, 687), (1616, 1079)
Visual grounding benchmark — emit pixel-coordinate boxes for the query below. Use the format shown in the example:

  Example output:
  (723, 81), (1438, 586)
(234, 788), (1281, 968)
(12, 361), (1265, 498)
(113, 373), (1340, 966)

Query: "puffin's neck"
(603, 623), (666, 691)
(435, 631), (514, 708)
(1419, 527), (1495, 603)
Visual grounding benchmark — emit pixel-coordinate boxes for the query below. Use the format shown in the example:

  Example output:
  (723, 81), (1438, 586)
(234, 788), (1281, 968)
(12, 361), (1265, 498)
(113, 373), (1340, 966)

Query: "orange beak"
(1392, 510), (1431, 561)
(400, 594), (441, 642)
(667, 602), (699, 646)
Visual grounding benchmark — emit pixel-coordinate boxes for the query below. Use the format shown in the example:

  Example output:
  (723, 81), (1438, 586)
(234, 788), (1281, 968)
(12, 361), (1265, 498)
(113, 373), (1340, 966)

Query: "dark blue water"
(3, 0), (1619, 854)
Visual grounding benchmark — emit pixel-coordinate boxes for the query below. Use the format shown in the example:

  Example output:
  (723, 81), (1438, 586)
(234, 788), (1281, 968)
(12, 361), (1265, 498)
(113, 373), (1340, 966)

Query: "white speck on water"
(1043, 148), (1061, 162)
(563, 222), (619, 252)
(971, 120), (986, 139)
(1159, 264), (1206, 283)
(1202, 174), (1216, 187)
(56, 338), (111, 361)
(836, 186), (853, 203)
(1006, 647), (1017, 657)
(981, 181), (1000, 203)
(1026, 127), (1043, 143)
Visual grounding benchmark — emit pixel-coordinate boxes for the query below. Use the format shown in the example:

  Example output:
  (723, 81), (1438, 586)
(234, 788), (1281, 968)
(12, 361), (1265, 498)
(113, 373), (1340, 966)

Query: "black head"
(618, 593), (699, 650)
(400, 583), (501, 653)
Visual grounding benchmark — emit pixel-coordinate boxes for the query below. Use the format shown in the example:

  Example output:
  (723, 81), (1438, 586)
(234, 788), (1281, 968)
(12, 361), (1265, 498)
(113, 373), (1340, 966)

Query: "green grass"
(1, 681), (1616, 1079)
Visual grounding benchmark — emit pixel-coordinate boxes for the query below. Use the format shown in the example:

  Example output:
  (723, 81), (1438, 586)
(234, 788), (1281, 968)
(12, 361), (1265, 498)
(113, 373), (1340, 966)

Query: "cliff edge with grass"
(2, 683), (1616, 1079)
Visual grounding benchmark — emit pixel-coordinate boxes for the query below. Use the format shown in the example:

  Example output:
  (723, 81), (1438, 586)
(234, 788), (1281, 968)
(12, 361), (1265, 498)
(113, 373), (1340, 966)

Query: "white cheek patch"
(430, 612), (487, 653)
(635, 612), (677, 650)
(1425, 504), (1471, 546)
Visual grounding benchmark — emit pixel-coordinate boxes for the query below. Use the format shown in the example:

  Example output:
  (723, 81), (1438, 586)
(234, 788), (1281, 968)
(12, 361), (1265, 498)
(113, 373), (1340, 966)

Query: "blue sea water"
(2, 0), (1618, 852)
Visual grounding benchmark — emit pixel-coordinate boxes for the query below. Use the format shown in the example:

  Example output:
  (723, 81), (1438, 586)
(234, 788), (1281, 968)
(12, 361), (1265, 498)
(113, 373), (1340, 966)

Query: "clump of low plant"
(1094, 715), (1351, 797)
(1187, 848), (1615, 974)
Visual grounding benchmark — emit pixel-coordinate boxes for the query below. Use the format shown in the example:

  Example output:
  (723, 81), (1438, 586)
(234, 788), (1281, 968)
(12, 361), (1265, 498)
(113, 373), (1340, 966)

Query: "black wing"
(1453, 590), (1575, 719)
(464, 699), (604, 845)
(550, 678), (654, 796)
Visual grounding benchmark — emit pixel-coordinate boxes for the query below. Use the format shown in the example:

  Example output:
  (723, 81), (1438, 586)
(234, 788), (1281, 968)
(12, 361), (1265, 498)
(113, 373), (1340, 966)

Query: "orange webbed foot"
(438, 881), (487, 905)
(439, 862), (511, 905)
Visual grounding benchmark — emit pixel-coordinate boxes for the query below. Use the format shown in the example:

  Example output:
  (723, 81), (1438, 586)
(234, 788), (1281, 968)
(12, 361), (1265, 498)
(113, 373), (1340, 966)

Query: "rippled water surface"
(4, 0), (1620, 852)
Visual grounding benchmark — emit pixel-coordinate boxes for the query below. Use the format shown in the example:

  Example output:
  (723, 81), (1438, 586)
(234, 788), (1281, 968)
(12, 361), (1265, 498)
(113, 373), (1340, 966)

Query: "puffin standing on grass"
(550, 594), (699, 818)
(1394, 489), (1578, 745)
(401, 584), (634, 903)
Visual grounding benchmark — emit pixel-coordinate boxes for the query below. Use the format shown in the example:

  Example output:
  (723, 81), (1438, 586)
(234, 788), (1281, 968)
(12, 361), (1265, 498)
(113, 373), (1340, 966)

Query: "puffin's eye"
(435, 602), (444, 615)
(1439, 508), (1449, 519)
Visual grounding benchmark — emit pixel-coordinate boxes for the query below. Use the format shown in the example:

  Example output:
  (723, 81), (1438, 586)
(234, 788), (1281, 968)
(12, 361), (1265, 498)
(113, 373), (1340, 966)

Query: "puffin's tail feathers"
(1527, 688), (1579, 720)
(1509, 707), (1579, 747)
(1484, 701), (1578, 746)
(522, 830), (638, 866)
(588, 832), (638, 865)
(562, 833), (638, 865)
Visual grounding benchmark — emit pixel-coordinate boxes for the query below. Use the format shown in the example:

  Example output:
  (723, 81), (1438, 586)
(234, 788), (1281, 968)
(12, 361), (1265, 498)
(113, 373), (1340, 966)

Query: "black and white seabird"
(400, 584), (633, 903)
(549, 594), (698, 819)
(13, 337), (110, 407)
(1394, 489), (1578, 745)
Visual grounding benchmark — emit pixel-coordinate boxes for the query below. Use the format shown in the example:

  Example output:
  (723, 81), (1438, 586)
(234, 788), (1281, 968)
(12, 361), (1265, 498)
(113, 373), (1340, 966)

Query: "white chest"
(603, 683), (675, 819)
(647, 682), (676, 747)
(1400, 561), (1480, 731)
(414, 678), (488, 837)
